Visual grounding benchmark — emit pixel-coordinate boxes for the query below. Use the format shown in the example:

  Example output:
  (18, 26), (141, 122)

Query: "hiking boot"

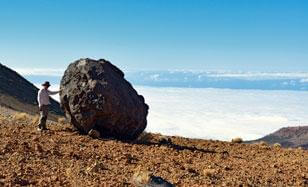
(37, 127), (48, 131)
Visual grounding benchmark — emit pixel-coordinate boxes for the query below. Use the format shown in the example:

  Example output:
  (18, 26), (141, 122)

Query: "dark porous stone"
(60, 58), (149, 140)
(148, 176), (175, 187)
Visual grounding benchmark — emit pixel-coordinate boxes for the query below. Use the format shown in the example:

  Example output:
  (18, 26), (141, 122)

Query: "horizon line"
(14, 67), (308, 77)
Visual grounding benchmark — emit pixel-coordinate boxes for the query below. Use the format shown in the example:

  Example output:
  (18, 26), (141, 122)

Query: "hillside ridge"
(0, 63), (62, 116)
(248, 126), (308, 149)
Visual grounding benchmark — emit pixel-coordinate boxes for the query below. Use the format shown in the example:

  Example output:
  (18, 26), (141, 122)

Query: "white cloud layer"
(44, 85), (308, 141)
(205, 72), (308, 79)
(18, 68), (308, 90)
(134, 86), (308, 141)
(15, 68), (65, 76)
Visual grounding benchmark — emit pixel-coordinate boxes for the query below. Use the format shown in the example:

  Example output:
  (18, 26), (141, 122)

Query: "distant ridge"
(247, 126), (308, 149)
(0, 63), (63, 116)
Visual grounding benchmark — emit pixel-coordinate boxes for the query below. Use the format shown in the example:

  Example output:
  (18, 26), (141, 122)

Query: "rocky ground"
(0, 106), (307, 186)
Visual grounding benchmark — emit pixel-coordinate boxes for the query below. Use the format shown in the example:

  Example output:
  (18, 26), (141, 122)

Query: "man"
(37, 81), (60, 131)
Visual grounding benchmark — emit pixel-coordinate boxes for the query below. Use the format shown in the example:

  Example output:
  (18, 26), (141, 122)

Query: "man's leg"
(38, 105), (49, 130)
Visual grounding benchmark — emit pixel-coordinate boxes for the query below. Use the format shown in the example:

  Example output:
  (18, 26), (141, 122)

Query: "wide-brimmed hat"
(42, 81), (51, 87)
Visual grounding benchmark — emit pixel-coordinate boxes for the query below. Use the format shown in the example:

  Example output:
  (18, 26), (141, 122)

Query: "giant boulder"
(60, 58), (149, 140)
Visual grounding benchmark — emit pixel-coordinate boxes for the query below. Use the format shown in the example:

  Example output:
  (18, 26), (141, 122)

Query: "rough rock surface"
(60, 58), (149, 140)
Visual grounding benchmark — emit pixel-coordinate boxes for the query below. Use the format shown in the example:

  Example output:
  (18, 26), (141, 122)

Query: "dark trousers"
(38, 105), (49, 129)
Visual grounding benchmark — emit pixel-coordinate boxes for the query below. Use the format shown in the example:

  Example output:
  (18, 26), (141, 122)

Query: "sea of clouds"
(23, 69), (308, 141)
(125, 70), (308, 91)
(21, 69), (308, 91)
(135, 86), (308, 141)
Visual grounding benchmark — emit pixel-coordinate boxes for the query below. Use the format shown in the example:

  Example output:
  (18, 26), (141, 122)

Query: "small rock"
(203, 169), (216, 177)
(132, 171), (174, 187)
(231, 137), (243, 143)
(35, 144), (44, 153)
(148, 176), (175, 187)
(14, 177), (31, 186)
(158, 136), (172, 145)
(86, 162), (106, 173)
(88, 129), (100, 139)
(132, 170), (151, 186)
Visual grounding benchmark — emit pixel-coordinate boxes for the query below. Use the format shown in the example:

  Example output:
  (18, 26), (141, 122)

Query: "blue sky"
(0, 0), (307, 72)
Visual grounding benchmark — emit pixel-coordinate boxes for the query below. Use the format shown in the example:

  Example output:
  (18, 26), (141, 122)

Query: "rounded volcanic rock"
(60, 58), (149, 140)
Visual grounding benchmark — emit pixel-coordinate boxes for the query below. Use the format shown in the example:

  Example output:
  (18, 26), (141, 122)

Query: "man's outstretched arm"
(47, 90), (60, 95)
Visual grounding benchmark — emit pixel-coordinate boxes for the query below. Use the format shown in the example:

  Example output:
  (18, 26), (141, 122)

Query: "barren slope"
(248, 126), (308, 149)
(0, 107), (307, 186)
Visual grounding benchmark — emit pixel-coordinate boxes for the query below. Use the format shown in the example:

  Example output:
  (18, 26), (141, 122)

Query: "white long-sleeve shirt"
(37, 88), (59, 107)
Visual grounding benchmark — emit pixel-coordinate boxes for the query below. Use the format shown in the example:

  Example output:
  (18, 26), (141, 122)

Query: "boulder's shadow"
(56, 127), (229, 155)
(132, 140), (221, 154)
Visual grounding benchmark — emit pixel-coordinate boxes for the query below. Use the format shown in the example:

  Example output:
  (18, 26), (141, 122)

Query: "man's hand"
(39, 106), (43, 111)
